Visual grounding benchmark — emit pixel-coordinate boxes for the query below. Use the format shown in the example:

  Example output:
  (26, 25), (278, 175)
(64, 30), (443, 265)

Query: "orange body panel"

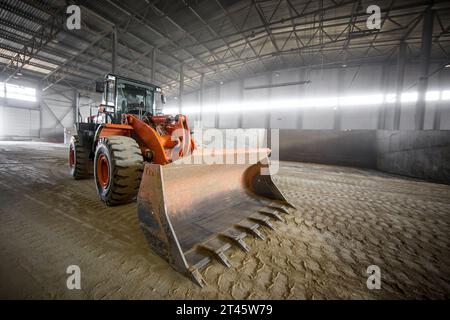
(97, 115), (195, 165)
(99, 124), (133, 138)
(127, 115), (171, 164)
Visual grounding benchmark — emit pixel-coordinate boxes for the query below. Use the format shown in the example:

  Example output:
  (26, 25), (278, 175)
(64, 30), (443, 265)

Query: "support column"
(215, 85), (220, 129)
(37, 83), (42, 137)
(266, 74), (272, 129)
(74, 89), (80, 124)
(433, 99), (442, 130)
(334, 68), (344, 130)
(377, 63), (389, 129)
(200, 73), (204, 124)
(333, 107), (341, 130)
(433, 69), (444, 130)
(179, 64), (184, 114)
(297, 69), (305, 129)
(238, 78), (244, 129)
(151, 48), (156, 84)
(112, 26), (118, 74)
(415, 7), (434, 130)
(393, 42), (407, 130)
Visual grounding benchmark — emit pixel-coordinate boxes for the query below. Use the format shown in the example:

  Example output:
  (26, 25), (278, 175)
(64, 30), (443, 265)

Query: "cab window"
(117, 82), (154, 115)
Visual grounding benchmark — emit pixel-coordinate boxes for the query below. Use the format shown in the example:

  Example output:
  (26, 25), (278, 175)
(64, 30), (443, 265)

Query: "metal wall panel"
(242, 75), (269, 128)
(218, 81), (240, 129)
(167, 63), (450, 130)
(1, 107), (40, 137)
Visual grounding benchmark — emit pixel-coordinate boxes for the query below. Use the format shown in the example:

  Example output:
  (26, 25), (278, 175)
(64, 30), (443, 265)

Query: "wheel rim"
(69, 144), (75, 168)
(97, 154), (110, 188)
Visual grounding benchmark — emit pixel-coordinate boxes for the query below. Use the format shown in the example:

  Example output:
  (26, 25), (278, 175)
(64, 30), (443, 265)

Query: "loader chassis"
(69, 74), (294, 287)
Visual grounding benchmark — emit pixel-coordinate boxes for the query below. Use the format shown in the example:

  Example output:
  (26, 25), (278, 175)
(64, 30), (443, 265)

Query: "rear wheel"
(69, 135), (91, 179)
(94, 136), (144, 206)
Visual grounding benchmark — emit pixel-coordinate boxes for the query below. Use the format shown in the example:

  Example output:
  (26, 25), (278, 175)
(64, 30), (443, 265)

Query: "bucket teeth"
(258, 207), (284, 221)
(189, 268), (206, 288)
(250, 227), (265, 240)
(216, 252), (232, 268)
(250, 212), (275, 230)
(220, 228), (251, 252)
(235, 238), (250, 252)
(268, 201), (294, 213)
(200, 238), (232, 268)
(137, 159), (296, 287)
(237, 220), (266, 240)
(185, 250), (212, 271)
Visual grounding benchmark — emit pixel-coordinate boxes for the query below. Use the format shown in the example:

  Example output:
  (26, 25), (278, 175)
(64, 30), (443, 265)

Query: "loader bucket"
(137, 149), (295, 287)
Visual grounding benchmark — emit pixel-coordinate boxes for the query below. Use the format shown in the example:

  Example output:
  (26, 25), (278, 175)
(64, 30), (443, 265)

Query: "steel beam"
(433, 101), (442, 130)
(244, 80), (311, 90)
(0, 4), (66, 83)
(238, 78), (244, 129)
(200, 73), (204, 124)
(77, 2), (201, 87)
(334, 68), (345, 130)
(214, 0), (261, 70)
(266, 74), (272, 130)
(98, 1), (216, 77)
(297, 70), (307, 129)
(394, 42), (407, 130)
(112, 26), (118, 74)
(74, 89), (80, 125)
(182, 1), (429, 52)
(215, 85), (220, 129)
(378, 63), (390, 130)
(151, 0), (239, 78)
(41, 31), (110, 91)
(415, 7), (434, 130)
(179, 64), (184, 114)
(433, 70), (444, 130)
(151, 48), (156, 84)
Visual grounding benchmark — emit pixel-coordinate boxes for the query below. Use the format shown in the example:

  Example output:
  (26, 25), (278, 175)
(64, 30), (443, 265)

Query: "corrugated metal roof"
(0, 0), (448, 96)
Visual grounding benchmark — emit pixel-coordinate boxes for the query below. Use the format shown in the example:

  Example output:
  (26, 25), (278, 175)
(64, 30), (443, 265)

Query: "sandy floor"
(0, 141), (449, 299)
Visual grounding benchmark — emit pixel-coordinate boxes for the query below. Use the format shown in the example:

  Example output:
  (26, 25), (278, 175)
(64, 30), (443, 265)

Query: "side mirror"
(161, 94), (167, 104)
(95, 81), (104, 93)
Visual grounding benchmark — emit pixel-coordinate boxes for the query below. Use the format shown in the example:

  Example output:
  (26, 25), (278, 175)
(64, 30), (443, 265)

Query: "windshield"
(116, 80), (154, 115)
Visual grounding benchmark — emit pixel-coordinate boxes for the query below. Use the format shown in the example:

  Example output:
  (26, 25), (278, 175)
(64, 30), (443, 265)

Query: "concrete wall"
(278, 130), (377, 169)
(39, 128), (65, 143)
(376, 130), (450, 184)
(277, 129), (450, 184)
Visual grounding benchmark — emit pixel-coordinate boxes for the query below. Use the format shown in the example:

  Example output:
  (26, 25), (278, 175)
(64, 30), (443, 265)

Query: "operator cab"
(96, 74), (166, 123)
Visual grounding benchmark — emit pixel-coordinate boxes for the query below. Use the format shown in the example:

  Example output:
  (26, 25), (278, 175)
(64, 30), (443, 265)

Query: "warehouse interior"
(0, 0), (449, 299)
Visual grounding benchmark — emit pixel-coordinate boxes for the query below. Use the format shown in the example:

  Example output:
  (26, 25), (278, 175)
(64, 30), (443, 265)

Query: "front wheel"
(94, 136), (144, 206)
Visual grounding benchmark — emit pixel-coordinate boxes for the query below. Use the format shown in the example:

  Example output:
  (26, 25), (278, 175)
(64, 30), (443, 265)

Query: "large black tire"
(94, 136), (144, 206)
(69, 135), (92, 179)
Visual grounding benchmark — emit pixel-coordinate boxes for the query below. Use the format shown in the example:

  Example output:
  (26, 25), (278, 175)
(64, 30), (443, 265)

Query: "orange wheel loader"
(69, 74), (294, 286)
